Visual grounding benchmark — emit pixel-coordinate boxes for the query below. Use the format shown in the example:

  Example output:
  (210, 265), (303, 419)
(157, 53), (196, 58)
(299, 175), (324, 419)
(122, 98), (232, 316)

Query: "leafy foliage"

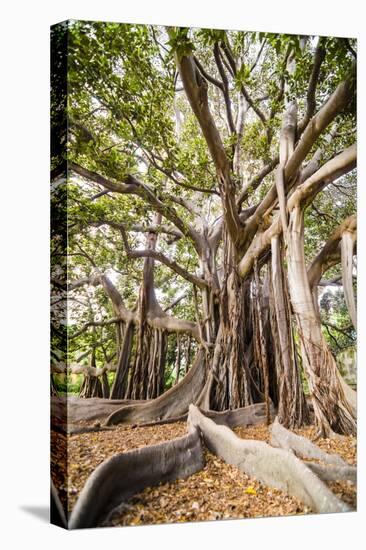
(58, 22), (356, 373)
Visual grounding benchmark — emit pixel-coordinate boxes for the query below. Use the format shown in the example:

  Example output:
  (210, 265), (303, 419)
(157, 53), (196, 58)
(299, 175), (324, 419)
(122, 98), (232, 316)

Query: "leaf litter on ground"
(51, 420), (357, 525)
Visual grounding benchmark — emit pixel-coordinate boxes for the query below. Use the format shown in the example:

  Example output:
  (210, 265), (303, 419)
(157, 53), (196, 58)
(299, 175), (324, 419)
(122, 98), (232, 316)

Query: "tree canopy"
(51, 22), (357, 437)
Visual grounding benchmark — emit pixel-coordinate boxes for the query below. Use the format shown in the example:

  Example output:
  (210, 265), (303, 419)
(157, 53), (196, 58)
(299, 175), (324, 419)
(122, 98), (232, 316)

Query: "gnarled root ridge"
(204, 402), (276, 428)
(51, 396), (144, 427)
(270, 417), (356, 482)
(64, 403), (354, 529)
(135, 401), (275, 429)
(105, 349), (206, 426)
(188, 405), (351, 514)
(68, 426), (204, 529)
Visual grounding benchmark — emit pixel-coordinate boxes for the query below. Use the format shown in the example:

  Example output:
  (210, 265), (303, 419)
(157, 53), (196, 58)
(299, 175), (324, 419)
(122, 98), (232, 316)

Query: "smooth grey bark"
(286, 205), (356, 436)
(69, 426), (204, 529)
(341, 230), (357, 329)
(188, 405), (350, 514)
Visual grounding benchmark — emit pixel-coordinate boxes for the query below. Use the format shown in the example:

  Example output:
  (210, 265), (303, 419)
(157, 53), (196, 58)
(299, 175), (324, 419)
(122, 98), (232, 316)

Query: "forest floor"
(51, 421), (357, 527)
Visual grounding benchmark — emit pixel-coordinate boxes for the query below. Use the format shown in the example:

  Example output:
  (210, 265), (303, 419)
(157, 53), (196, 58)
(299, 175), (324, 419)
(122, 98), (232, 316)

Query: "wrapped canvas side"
(50, 20), (69, 529)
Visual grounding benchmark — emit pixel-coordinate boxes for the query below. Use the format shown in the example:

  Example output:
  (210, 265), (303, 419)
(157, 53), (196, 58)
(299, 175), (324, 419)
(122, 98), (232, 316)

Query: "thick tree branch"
(288, 144), (356, 209)
(69, 162), (202, 251)
(213, 43), (236, 134)
(69, 318), (121, 339)
(307, 215), (356, 289)
(119, 225), (208, 289)
(171, 40), (242, 244)
(242, 68), (356, 245)
(237, 156), (279, 208)
(220, 41), (267, 125)
(69, 363), (117, 377)
(66, 276), (100, 291)
(322, 321), (354, 339)
(193, 56), (224, 90)
(128, 248), (208, 289)
(90, 220), (184, 242)
(285, 65), (356, 181)
(238, 147), (357, 278)
(298, 38), (327, 133)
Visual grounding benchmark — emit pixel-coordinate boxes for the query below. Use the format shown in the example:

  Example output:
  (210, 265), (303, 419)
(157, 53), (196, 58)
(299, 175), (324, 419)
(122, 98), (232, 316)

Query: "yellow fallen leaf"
(245, 486), (257, 496)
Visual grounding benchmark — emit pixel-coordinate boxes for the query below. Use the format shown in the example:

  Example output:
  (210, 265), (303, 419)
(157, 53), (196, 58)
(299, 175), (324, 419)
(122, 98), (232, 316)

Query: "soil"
(50, 420), (357, 526)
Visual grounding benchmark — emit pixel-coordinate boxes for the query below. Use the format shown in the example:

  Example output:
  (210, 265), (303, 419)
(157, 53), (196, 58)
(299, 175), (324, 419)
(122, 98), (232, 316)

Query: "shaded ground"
(51, 421), (357, 526)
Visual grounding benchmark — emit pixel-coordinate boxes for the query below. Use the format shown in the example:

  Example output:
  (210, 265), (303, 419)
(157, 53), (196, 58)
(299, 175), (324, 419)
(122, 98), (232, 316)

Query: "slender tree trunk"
(270, 235), (308, 427)
(341, 230), (357, 329)
(286, 205), (356, 436)
(253, 261), (270, 425)
(174, 333), (181, 385)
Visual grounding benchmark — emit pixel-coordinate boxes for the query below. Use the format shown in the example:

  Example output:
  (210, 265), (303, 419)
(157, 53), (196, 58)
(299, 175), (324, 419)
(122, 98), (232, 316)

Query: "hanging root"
(187, 405), (351, 514)
(68, 425), (204, 529)
(341, 230), (357, 330)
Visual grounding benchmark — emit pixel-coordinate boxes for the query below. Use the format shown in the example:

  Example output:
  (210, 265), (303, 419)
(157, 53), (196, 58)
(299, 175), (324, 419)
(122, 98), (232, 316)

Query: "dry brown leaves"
(292, 425), (357, 508)
(67, 422), (186, 512)
(234, 424), (357, 509)
(51, 430), (68, 511)
(51, 420), (357, 526)
(292, 425), (357, 465)
(106, 449), (306, 527)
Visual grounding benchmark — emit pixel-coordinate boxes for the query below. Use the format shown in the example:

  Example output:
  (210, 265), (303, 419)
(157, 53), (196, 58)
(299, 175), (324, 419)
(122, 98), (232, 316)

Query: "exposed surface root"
(66, 422), (187, 514)
(204, 402), (276, 428)
(188, 405), (350, 513)
(53, 406), (356, 528)
(105, 350), (206, 425)
(51, 479), (67, 528)
(270, 417), (356, 483)
(51, 396), (144, 427)
(129, 401), (275, 429)
(305, 462), (356, 483)
(271, 417), (348, 466)
(69, 426), (203, 529)
(105, 450), (306, 527)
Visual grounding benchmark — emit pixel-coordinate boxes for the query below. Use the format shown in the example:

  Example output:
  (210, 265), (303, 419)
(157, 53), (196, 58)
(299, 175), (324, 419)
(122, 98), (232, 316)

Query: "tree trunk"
(286, 205), (356, 436)
(210, 231), (253, 410)
(270, 235), (308, 427)
(174, 333), (181, 385)
(341, 230), (357, 329)
(110, 321), (134, 399)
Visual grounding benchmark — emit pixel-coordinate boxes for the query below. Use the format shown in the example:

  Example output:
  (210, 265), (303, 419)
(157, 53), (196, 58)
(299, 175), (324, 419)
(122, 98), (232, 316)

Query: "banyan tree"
(51, 23), (357, 439)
